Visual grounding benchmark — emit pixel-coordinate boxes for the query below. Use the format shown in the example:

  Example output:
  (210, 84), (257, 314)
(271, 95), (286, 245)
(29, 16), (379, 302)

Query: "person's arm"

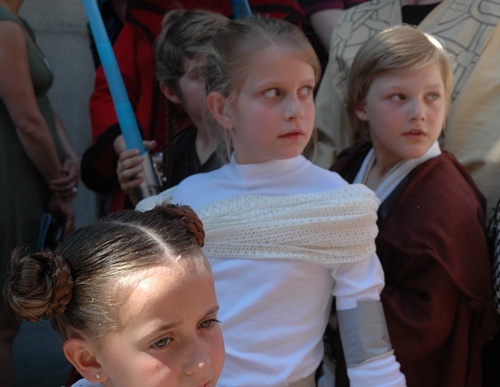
(309, 9), (344, 49)
(380, 255), (459, 357)
(54, 112), (79, 162)
(0, 20), (76, 236)
(333, 256), (406, 386)
(298, 0), (348, 49)
(49, 113), (80, 200)
(0, 21), (62, 182)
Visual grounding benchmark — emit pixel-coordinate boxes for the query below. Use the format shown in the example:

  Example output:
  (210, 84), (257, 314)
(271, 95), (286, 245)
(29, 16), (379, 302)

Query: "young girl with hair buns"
(137, 16), (406, 386)
(5, 204), (225, 387)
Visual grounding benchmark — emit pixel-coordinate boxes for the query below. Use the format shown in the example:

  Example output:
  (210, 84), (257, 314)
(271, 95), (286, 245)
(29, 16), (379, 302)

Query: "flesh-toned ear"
(355, 99), (368, 122)
(207, 91), (233, 129)
(63, 337), (108, 383)
(160, 82), (182, 105)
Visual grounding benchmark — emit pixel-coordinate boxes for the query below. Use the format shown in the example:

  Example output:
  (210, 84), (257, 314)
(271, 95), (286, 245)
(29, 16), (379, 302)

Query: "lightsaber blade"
(83, 0), (161, 199)
(230, 0), (252, 19)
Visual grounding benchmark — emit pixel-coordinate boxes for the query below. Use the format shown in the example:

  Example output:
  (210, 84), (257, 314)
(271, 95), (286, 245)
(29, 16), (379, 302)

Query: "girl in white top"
(137, 16), (406, 387)
(5, 204), (225, 387)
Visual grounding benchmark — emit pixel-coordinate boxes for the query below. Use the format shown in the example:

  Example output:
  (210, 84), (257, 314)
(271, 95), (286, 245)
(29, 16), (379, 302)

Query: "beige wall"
(20, 0), (97, 228)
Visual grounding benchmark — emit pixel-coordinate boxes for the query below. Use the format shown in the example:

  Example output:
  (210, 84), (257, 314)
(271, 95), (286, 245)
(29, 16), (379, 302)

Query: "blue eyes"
(149, 319), (220, 351)
(299, 86), (314, 97)
(264, 88), (281, 98)
(199, 318), (220, 329)
(152, 337), (171, 349)
(389, 92), (440, 101)
(263, 86), (313, 99)
(389, 94), (404, 101)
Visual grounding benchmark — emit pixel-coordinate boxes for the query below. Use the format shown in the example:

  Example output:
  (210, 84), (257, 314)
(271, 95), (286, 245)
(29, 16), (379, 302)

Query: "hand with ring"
(50, 158), (80, 201)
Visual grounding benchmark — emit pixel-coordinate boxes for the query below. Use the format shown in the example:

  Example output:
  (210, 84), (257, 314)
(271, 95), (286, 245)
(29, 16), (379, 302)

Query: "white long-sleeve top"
(137, 155), (405, 387)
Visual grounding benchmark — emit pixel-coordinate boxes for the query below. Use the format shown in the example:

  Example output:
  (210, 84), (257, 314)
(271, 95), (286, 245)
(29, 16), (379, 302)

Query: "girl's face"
(95, 261), (224, 387)
(177, 56), (207, 129)
(223, 47), (316, 164)
(356, 63), (446, 174)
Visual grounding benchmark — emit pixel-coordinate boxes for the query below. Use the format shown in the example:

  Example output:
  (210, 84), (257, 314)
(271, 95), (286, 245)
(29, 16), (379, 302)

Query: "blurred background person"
(116, 9), (229, 206)
(0, 0), (80, 385)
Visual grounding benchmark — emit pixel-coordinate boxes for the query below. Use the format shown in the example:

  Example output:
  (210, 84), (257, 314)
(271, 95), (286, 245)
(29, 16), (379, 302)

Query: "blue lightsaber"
(230, 0), (252, 19)
(83, 0), (161, 198)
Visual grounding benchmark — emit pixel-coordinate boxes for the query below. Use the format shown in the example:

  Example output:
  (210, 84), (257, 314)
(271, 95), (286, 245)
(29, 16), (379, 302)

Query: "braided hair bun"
(5, 250), (73, 322)
(4, 203), (207, 339)
(162, 203), (205, 247)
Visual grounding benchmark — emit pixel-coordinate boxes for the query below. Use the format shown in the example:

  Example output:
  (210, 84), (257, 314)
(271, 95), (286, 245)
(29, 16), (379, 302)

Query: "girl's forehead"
(259, 45), (298, 59)
(114, 259), (209, 295)
(249, 46), (314, 72)
(114, 261), (212, 308)
(108, 264), (216, 337)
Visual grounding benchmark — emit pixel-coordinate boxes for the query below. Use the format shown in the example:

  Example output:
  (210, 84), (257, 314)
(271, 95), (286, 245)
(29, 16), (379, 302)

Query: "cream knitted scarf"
(197, 184), (380, 265)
